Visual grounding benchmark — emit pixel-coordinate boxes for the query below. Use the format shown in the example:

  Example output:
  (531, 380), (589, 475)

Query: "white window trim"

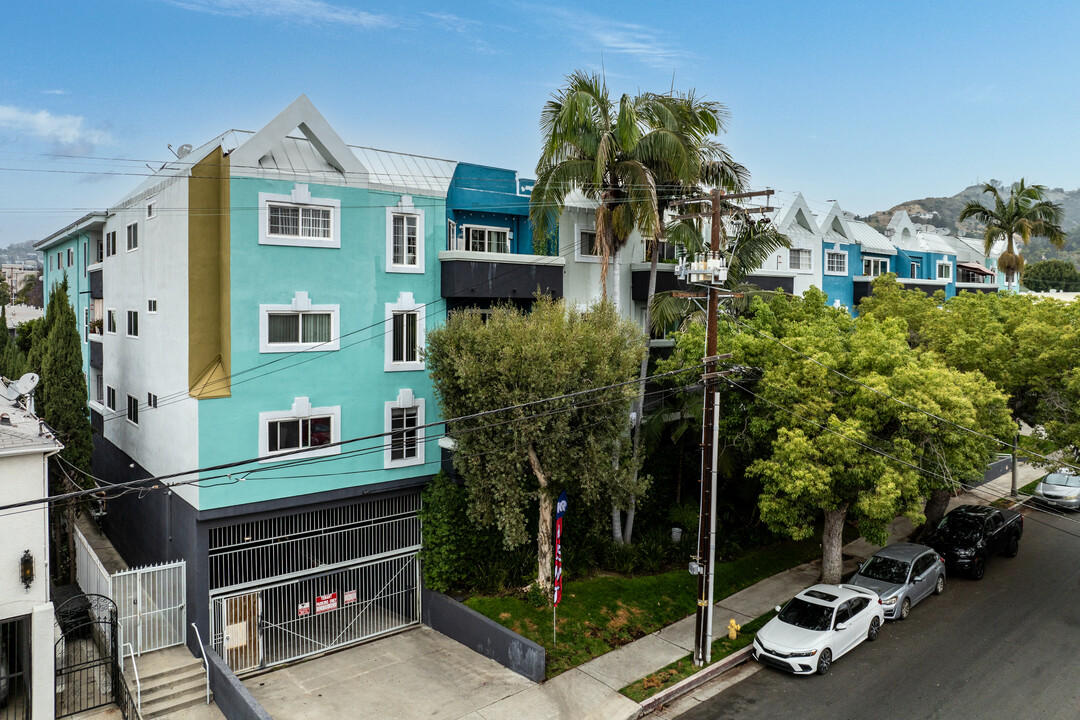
(385, 195), (425, 273)
(824, 249), (848, 276)
(789, 248), (813, 273)
(574, 222), (601, 263)
(105, 309), (117, 335)
(936, 260), (953, 281)
(126, 394), (139, 427)
(384, 291), (425, 372)
(862, 257), (890, 278)
(447, 219), (457, 251)
(259, 397), (342, 463)
(147, 200), (157, 219)
(384, 389), (425, 469)
(461, 224), (512, 254)
(126, 310), (139, 338)
(147, 298), (158, 314)
(259, 291), (340, 354)
(106, 386), (117, 412)
(126, 222), (139, 252)
(259, 184), (341, 248)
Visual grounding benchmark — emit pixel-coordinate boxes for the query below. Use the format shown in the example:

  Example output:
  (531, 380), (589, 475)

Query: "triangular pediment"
(230, 95), (366, 177)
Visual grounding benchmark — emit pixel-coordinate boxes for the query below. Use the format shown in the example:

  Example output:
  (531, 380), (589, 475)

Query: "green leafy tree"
(41, 280), (93, 483)
(1021, 259), (1080, 292)
(425, 297), (646, 592)
(958, 180), (1067, 290)
(15, 273), (43, 308)
(0, 274), (9, 307)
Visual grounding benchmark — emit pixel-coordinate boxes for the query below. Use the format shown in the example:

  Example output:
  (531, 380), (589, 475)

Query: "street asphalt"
(673, 504), (1080, 720)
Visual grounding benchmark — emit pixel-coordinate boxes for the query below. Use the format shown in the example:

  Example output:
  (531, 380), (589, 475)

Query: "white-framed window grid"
(127, 310), (139, 338)
(259, 397), (341, 462)
(384, 389), (425, 468)
(105, 231), (117, 257)
(384, 292), (425, 372)
(147, 201), (157, 219)
(147, 298), (158, 314)
(825, 250), (847, 275)
(126, 222), (138, 251)
(147, 392), (158, 409)
(94, 373), (104, 406)
(463, 224), (510, 254)
(106, 386), (116, 412)
(863, 257), (889, 277)
(259, 184), (341, 248)
(385, 196), (425, 273)
(789, 248), (812, 271)
(937, 260), (953, 281)
(447, 219), (457, 251)
(574, 221), (601, 263)
(106, 309), (117, 334)
(259, 291), (340, 354)
(910, 260), (921, 279)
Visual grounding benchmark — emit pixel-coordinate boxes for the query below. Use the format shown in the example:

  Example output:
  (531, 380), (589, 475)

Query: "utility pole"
(678, 188), (774, 668)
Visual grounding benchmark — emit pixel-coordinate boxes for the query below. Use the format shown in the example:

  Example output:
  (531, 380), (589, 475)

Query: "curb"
(637, 646), (753, 717)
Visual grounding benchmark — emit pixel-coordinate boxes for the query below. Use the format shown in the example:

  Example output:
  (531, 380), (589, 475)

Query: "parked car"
(924, 504), (1023, 580)
(847, 543), (945, 620)
(1032, 471), (1080, 511)
(752, 583), (884, 675)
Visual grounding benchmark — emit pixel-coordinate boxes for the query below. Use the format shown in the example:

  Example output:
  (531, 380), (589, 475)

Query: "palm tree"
(958, 180), (1067, 291)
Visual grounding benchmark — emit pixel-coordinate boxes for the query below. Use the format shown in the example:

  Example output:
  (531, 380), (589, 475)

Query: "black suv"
(924, 504), (1023, 580)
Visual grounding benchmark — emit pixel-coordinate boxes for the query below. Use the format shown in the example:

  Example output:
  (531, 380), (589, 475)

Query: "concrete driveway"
(243, 627), (534, 720)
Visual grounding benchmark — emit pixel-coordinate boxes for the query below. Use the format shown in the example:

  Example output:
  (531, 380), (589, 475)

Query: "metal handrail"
(191, 623), (211, 704)
(122, 642), (141, 713)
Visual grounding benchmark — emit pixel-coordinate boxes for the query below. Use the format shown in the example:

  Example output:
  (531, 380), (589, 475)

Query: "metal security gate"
(113, 560), (186, 657)
(55, 595), (118, 718)
(210, 553), (420, 673)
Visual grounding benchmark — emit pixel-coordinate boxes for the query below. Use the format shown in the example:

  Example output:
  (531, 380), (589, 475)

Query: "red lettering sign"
(344, 589), (357, 605)
(315, 592), (338, 614)
(298, 602), (311, 617)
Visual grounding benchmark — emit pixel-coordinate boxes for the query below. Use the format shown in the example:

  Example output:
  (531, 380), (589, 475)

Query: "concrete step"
(140, 675), (210, 706)
(134, 657), (204, 685)
(141, 687), (214, 720)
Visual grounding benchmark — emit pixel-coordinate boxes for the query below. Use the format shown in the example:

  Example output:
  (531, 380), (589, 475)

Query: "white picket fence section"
(114, 560), (187, 657)
(72, 528), (187, 661)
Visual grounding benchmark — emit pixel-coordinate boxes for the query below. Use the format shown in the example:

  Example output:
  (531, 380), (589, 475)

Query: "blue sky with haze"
(3, 0), (1079, 246)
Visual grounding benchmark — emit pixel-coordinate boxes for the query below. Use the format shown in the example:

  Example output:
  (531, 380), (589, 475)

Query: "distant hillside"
(862, 181), (1080, 265)
(0, 240), (41, 266)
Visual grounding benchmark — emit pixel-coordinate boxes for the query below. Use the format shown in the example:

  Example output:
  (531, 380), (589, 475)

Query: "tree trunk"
(921, 488), (951, 539)
(528, 443), (554, 593)
(622, 495), (636, 545)
(820, 504), (849, 584)
(611, 505), (624, 544)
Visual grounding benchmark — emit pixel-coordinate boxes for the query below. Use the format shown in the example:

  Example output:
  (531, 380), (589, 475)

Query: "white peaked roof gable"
(807, 200), (856, 243)
(886, 210), (918, 248)
(229, 94), (367, 180)
(770, 191), (819, 243)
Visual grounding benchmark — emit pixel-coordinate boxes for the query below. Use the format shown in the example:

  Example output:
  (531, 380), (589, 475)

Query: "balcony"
(89, 338), (103, 370)
(439, 249), (564, 301)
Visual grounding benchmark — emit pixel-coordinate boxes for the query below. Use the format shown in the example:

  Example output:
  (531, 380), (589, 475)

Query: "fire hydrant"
(727, 618), (741, 640)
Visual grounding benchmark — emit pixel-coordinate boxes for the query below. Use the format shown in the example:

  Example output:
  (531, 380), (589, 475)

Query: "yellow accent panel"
(190, 356), (231, 399)
(188, 149), (232, 397)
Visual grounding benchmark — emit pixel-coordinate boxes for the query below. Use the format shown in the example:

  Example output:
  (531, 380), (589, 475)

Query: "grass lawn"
(465, 538), (824, 679)
(1018, 474), (1047, 496)
(619, 610), (776, 703)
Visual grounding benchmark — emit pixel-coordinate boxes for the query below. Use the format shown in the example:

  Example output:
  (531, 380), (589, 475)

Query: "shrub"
(418, 472), (470, 593)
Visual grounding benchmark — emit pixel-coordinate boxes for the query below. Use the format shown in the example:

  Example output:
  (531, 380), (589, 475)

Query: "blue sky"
(3, 0), (1080, 246)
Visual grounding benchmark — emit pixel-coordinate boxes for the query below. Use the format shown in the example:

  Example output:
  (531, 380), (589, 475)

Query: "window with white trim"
(94, 373), (104, 406)
(105, 231), (116, 257)
(259, 184), (341, 248)
(147, 202), (157, 219)
(937, 260), (952, 280)
(126, 222), (138, 251)
(385, 196), (425, 273)
(825, 251), (847, 275)
(67, 248), (73, 267)
(863, 257), (889, 277)
(259, 291), (340, 353)
(789, 248), (812, 270)
(127, 310), (139, 338)
(127, 395), (139, 425)
(106, 386), (116, 411)
(464, 225), (510, 254)
(259, 397), (341, 461)
(147, 392), (158, 408)
(384, 292), (425, 372)
(106, 309), (116, 334)
(447, 219), (457, 250)
(384, 389), (425, 468)
(147, 299), (158, 313)
(910, 260), (921, 278)
(580, 230), (599, 257)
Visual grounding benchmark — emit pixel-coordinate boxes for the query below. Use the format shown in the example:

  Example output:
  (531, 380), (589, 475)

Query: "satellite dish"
(176, 144), (193, 159)
(13, 373), (39, 396)
(0, 380), (20, 402)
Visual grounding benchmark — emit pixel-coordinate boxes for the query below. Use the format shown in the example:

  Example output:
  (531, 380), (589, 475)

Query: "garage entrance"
(207, 492), (421, 673)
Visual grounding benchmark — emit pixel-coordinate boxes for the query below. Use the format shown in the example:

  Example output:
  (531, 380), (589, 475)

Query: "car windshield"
(858, 556), (910, 585)
(778, 598), (834, 632)
(936, 514), (982, 541)
(1043, 473), (1080, 487)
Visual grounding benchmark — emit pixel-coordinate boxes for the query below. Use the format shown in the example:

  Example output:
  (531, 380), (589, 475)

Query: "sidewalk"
(462, 462), (1042, 720)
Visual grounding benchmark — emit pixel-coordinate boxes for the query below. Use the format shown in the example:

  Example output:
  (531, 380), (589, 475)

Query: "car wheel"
(899, 597), (911, 620)
(971, 557), (986, 580)
(867, 617), (880, 641)
(816, 648), (832, 675)
(934, 574), (945, 596)
(1005, 535), (1019, 558)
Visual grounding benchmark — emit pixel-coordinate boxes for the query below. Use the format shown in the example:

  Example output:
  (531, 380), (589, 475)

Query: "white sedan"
(752, 583), (884, 675)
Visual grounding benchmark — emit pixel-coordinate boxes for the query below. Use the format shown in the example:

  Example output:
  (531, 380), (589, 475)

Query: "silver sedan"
(847, 543), (945, 620)
(1033, 472), (1080, 511)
